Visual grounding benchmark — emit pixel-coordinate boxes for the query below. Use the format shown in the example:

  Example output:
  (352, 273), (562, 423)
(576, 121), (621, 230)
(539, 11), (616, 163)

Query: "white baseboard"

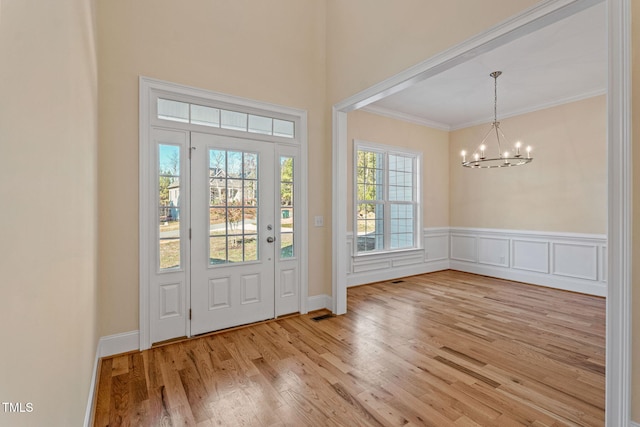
(83, 331), (140, 427)
(83, 347), (100, 427)
(98, 330), (140, 358)
(307, 294), (332, 312)
(630, 421), (640, 427)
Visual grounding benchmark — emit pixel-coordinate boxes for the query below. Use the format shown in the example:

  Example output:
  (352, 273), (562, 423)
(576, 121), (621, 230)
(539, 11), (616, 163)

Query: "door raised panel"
(159, 282), (182, 319)
(209, 277), (231, 310)
(241, 274), (261, 304)
(280, 269), (296, 298)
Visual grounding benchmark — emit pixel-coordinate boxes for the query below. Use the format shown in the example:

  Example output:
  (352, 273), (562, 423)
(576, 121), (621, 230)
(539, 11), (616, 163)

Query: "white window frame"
(353, 140), (422, 255)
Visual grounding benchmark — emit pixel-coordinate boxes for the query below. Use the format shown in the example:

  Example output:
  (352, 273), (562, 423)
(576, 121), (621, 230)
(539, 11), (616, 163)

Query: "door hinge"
(189, 309), (192, 320)
(189, 228), (192, 240)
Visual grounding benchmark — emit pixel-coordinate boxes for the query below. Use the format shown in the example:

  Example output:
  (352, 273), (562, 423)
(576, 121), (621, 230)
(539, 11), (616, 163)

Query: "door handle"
(266, 236), (276, 243)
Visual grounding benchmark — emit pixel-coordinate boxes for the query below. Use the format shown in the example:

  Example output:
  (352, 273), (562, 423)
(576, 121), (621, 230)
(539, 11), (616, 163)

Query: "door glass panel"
(209, 149), (260, 264)
(280, 156), (294, 259)
(226, 151), (243, 178)
(158, 144), (181, 269)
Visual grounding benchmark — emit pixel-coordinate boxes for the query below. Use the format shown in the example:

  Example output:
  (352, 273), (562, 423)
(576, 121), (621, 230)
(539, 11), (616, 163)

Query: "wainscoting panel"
(346, 228), (606, 296)
(450, 228), (606, 297)
(512, 239), (550, 274)
(346, 229), (449, 287)
(599, 245), (607, 282)
(552, 242), (598, 281)
(450, 235), (477, 263)
(424, 230), (449, 262)
(478, 237), (510, 267)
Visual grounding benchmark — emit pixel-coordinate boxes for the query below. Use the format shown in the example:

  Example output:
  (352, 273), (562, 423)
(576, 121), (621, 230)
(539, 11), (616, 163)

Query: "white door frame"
(331, 0), (632, 424)
(140, 77), (309, 350)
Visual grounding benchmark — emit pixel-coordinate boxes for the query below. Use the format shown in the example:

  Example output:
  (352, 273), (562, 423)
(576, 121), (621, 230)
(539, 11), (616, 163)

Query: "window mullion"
(383, 152), (390, 251)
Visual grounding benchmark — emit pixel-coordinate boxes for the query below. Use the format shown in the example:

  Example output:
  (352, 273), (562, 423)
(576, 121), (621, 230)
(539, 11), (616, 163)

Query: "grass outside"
(159, 210), (295, 268)
(160, 234), (293, 268)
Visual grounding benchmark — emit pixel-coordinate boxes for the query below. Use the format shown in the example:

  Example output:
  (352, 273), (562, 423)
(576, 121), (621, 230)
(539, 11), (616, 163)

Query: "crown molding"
(363, 88), (606, 132)
(451, 88), (606, 130)
(360, 105), (451, 131)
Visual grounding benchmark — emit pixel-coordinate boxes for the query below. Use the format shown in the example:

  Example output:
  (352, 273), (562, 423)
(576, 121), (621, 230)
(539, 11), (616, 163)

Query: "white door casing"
(140, 77), (309, 349)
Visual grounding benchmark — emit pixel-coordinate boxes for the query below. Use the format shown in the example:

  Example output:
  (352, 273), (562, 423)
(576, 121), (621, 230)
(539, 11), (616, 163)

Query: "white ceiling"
(364, 2), (607, 131)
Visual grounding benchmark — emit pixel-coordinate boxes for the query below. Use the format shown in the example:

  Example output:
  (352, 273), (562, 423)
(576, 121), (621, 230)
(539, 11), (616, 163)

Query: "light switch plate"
(314, 216), (324, 227)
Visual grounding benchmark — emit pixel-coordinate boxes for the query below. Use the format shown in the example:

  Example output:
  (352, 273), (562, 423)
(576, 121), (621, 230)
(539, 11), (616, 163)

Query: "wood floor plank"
(93, 270), (605, 426)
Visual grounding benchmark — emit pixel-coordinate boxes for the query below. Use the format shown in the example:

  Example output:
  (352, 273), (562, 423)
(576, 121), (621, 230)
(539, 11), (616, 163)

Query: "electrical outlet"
(314, 216), (324, 227)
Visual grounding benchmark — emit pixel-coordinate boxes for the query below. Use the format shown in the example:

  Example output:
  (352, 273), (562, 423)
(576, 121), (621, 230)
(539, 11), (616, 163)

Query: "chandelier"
(460, 71), (533, 168)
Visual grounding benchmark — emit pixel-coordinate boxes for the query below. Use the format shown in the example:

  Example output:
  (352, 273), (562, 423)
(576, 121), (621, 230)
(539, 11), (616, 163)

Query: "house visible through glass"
(158, 144), (181, 270)
(208, 149), (259, 264)
(280, 156), (294, 259)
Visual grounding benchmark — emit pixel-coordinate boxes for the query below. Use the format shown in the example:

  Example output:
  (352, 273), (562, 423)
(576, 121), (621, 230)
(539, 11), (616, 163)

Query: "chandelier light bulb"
(461, 150), (467, 162)
(479, 144), (486, 159)
(515, 141), (522, 156)
(526, 146), (532, 158)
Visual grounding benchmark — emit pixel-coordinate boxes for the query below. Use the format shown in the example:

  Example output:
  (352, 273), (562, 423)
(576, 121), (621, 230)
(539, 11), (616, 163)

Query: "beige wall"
(0, 0), (98, 426)
(450, 96), (607, 234)
(0, 0), (634, 423)
(632, 0), (640, 420)
(97, 0), (328, 336)
(346, 110), (449, 230)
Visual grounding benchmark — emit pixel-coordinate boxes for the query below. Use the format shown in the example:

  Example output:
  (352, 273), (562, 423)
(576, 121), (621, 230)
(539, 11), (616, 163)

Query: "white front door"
(190, 132), (276, 335)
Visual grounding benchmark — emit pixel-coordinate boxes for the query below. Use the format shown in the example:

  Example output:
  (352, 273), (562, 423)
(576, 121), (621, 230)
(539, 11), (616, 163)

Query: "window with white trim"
(354, 141), (421, 254)
(157, 98), (295, 138)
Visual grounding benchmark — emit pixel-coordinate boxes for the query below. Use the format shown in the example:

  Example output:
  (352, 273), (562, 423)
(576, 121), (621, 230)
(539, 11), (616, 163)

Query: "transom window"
(354, 141), (421, 254)
(157, 98), (295, 138)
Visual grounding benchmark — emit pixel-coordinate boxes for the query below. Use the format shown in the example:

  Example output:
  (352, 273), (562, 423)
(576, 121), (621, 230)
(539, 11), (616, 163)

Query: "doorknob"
(266, 236), (276, 243)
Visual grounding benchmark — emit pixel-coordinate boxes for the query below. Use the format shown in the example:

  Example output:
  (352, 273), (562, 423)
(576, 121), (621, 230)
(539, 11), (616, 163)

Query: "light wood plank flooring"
(93, 270), (605, 426)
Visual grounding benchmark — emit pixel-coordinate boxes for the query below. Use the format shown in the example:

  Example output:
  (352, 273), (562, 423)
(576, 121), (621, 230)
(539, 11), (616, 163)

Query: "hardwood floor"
(93, 270), (605, 426)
